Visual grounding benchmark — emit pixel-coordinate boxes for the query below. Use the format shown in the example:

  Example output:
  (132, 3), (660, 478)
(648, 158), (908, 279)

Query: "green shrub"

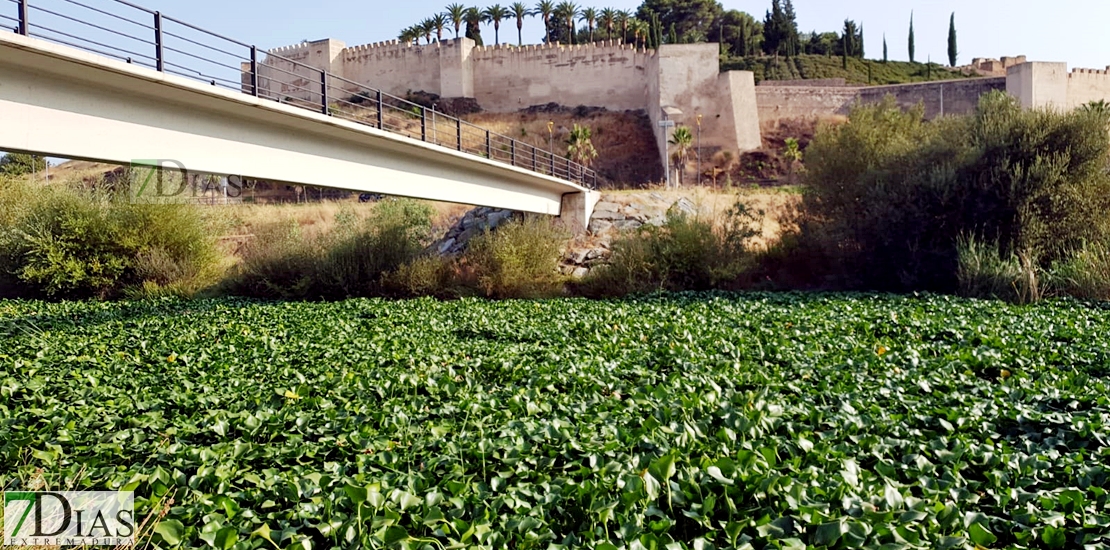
(0, 178), (220, 298)
(797, 92), (1110, 293)
(458, 216), (567, 299)
(229, 199), (433, 300)
(579, 201), (764, 296)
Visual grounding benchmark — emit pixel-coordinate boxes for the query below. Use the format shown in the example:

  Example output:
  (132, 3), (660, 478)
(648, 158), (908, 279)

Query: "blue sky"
(111, 0), (1110, 70)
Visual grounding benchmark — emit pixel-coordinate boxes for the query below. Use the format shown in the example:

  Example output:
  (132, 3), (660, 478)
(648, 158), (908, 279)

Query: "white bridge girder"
(0, 32), (597, 226)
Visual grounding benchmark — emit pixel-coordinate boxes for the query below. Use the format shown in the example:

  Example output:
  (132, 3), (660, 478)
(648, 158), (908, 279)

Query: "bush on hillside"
(0, 177), (220, 298)
(793, 92), (1110, 293)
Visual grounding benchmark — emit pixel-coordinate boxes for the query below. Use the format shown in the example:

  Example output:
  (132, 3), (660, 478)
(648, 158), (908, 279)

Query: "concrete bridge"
(0, 13), (598, 230)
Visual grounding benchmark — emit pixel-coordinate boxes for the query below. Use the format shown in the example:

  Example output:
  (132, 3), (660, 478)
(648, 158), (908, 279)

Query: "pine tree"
(908, 11), (915, 63)
(883, 34), (888, 63)
(947, 12), (958, 67)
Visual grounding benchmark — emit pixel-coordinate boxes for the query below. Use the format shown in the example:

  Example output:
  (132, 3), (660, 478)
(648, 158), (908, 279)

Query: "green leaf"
(815, 520), (846, 546)
(383, 525), (409, 546)
(1041, 526), (1067, 549)
(154, 519), (185, 546)
(651, 454), (677, 481)
(345, 484), (367, 505)
(706, 466), (734, 485)
(214, 526), (238, 550)
(968, 523), (996, 547)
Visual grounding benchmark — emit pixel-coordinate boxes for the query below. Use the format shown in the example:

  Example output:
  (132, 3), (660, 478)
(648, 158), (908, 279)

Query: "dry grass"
(604, 186), (800, 248)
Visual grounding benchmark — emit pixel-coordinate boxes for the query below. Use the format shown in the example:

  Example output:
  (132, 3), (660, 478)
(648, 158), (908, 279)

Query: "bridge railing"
(3, 0), (598, 189)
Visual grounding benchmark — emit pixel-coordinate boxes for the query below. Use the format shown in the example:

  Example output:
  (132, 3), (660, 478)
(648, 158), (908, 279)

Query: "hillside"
(722, 54), (975, 86)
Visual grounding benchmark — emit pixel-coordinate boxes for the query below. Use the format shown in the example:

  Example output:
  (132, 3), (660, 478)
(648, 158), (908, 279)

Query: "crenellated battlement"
(266, 42), (312, 58)
(341, 39), (465, 63)
(469, 40), (655, 60)
(1070, 67), (1110, 76)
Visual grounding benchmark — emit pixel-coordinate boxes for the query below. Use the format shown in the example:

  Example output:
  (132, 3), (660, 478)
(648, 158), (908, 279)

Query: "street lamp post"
(547, 121), (555, 174)
(696, 113), (702, 187)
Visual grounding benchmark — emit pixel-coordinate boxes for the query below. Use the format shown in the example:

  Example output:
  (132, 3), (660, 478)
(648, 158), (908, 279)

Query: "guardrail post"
(485, 130), (491, 159)
(510, 141), (516, 167)
(249, 46), (259, 97)
(17, 0), (28, 35)
(532, 147), (537, 172)
(154, 12), (164, 71)
(420, 108), (427, 141)
(376, 91), (383, 129)
(456, 119), (462, 151)
(550, 151), (555, 175)
(320, 71), (329, 114)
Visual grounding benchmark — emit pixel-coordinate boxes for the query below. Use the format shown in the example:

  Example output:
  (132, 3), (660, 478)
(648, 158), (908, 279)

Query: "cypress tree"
(947, 13), (958, 67)
(858, 23), (864, 58)
(883, 34), (888, 63)
(738, 21), (747, 56)
(908, 11), (915, 63)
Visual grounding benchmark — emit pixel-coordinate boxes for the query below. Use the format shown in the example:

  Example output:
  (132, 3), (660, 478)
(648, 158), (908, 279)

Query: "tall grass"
(229, 199), (433, 300)
(1048, 242), (1110, 301)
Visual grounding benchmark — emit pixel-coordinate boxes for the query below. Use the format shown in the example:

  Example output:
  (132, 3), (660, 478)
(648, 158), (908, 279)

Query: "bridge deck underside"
(0, 33), (587, 216)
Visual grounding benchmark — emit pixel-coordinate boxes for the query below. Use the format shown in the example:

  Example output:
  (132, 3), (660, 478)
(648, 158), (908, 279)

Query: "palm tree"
(669, 126), (694, 185)
(599, 8), (616, 40)
(580, 7), (597, 43)
(445, 3), (467, 38)
(430, 13), (449, 42)
(464, 7), (483, 43)
(419, 18), (435, 44)
(509, 2), (528, 46)
(554, 1), (579, 45)
(399, 26), (419, 45)
(566, 124), (598, 168)
(532, 0), (556, 44)
(630, 18), (647, 48)
(616, 10), (631, 43)
(483, 5), (511, 45)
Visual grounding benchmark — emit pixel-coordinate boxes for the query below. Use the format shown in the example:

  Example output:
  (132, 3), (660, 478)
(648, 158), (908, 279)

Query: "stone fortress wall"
(255, 38), (762, 172)
(254, 38), (1110, 173)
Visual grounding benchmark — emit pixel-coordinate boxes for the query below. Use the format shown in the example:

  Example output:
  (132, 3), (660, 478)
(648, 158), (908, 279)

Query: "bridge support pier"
(559, 190), (600, 234)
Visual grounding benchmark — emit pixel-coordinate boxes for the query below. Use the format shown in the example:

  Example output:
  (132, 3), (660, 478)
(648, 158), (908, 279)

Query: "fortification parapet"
(469, 40), (655, 62)
(341, 39), (455, 63)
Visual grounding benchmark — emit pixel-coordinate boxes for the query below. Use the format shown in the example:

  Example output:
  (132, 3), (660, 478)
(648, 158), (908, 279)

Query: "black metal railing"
(4, 0), (598, 188)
